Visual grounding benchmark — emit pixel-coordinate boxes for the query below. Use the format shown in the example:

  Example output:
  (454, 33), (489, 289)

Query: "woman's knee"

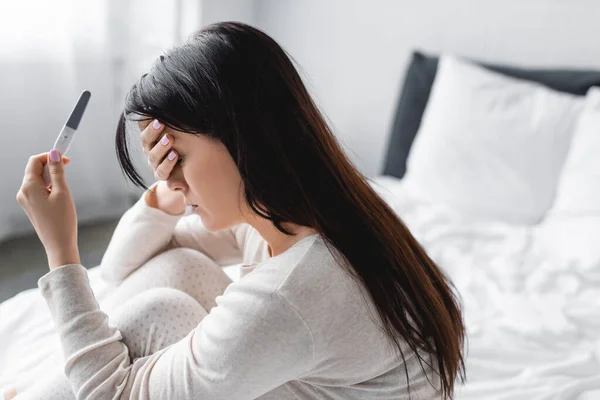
(145, 248), (233, 305)
(110, 287), (207, 359)
(151, 247), (219, 270)
(143, 248), (228, 283)
(103, 247), (232, 316)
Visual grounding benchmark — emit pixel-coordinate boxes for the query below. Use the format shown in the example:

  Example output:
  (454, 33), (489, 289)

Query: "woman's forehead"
(137, 119), (152, 131)
(137, 119), (185, 139)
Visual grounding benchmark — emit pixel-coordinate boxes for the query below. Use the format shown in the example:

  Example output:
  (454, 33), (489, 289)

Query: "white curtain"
(0, 0), (202, 243)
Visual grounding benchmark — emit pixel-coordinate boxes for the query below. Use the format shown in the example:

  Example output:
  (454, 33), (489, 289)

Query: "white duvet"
(370, 176), (600, 399)
(1, 175), (599, 399)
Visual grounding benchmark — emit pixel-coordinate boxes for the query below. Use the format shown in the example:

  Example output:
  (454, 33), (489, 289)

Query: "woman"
(11, 21), (465, 399)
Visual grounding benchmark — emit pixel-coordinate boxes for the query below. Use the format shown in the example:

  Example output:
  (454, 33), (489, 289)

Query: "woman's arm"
(100, 181), (245, 283)
(38, 263), (314, 399)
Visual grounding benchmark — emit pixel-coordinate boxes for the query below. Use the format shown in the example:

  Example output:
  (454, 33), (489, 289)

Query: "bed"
(2, 51), (600, 399)
(377, 52), (600, 399)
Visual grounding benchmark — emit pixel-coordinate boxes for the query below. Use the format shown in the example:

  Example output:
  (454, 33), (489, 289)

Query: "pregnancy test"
(43, 90), (91, 188)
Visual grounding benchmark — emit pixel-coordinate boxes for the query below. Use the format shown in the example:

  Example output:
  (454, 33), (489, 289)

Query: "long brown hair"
(115, 21), (466, 398)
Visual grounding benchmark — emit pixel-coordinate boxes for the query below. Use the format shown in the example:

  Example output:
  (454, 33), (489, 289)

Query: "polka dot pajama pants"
(11, 247), (233, 399)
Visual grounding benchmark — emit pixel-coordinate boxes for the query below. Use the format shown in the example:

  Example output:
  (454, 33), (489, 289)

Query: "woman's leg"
(14, 287), (208, 399)
(100, 247), (233, 314)
(13, 248), (232, 399)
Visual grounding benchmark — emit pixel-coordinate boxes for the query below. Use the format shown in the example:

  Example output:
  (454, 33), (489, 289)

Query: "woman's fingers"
(138, 118), (177, 180)
(140, 119), (164, 155)
(153, 149), (178, 180)
(148, 131), (174, 170)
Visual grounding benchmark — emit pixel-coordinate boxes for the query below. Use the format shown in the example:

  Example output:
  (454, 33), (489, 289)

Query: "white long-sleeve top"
(37, 187), (441, 399)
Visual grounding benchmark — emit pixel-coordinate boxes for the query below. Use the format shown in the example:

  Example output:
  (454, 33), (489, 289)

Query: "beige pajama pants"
(12, 247), (233, 399)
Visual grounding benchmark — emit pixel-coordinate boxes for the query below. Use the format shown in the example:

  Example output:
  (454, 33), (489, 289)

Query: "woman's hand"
(16, 150), (80, 270)
(139, 119), (186, 215)
(140, 118), (180, 181)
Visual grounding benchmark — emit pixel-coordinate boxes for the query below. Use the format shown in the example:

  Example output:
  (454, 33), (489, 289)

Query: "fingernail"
(152, 119), (161, 129)
(168, 150), (176, 161)
(160, 135), (169, 145)
(50, 149), (61, 162)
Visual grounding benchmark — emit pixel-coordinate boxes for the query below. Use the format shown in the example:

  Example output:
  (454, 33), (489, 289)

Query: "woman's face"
(160, 126), (247, 231)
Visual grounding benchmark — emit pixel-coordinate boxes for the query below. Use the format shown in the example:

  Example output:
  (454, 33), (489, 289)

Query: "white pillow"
(402, 54), (585, 225)
(548, 86), (600, 216)
(532, 87), (600, 270)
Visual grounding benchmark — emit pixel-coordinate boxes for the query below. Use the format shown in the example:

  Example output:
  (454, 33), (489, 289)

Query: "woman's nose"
(166, 176), (186, 192)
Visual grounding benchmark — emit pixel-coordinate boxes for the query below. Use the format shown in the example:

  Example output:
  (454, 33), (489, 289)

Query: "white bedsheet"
(369, 176), (600, 399)
(1, 176), (599, 399)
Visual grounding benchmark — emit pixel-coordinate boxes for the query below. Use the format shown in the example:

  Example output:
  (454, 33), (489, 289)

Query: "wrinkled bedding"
(369, 176), (600, 399)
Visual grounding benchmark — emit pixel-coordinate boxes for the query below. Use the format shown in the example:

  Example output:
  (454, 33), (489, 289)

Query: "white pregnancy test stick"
(43, 90), (91, 188)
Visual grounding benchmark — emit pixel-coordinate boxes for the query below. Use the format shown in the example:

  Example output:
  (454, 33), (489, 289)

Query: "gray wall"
(250, 0), (600, 177)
